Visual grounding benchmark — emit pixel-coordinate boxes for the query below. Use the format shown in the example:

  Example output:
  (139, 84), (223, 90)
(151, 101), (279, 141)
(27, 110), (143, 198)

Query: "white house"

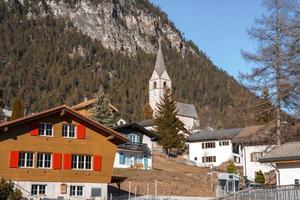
(148, 41), (199, 132)
(188, 128), (243, 167)
(259, 141), (300, 185)
(112, 123), (159, 169)
(233, 125), (275, 182)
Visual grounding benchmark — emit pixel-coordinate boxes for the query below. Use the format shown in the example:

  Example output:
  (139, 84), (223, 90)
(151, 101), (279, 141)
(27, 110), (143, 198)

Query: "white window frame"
(62, 124), (76, 138)
(219, 140), (229, 146)
(70, 185), (84, 196)
(202, 142), (216, 149)
(37, 153), (52, 169)
(31, 184), (47, 196)
(19, 152), (34, 168)
(71, 154), (92, 170)
(39, 123), (53, 137)
(202, 156), (216, 163)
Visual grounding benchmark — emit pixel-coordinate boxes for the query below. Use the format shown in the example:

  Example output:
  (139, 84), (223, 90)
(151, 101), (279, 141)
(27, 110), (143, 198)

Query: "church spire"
(154, 39), (166, 77)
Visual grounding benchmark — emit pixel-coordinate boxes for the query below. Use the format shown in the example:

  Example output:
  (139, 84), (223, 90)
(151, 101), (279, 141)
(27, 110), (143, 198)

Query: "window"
(31, 184), (46, 196)
(135, 155), (143, 164)
(39, 123), (53, 136)
(124, 154), (133, 165)
(194, 157), (197, 161)
(70, 186), (83, 196)
(72, 155), (92, 170)
(202, 156), (216, 163)
(163, 81), (167, 88)
(19, 152), (34, 168)
(232, 143), (240, 154)
(91, 188), (101, 197)
(202, 142), (216, 149)
(219, 141), (229, 146)
(234, 156), (240, 163)
(37, 153), (51, 168)
(153, 81), (157, 89)
(128, 133), (140, 144)
(62, 124), (76, 138)
(251, 152), (264, 162)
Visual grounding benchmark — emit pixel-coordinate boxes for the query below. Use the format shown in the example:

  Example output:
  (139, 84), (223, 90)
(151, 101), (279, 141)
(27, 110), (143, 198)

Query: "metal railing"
(218, 185), (300, 200)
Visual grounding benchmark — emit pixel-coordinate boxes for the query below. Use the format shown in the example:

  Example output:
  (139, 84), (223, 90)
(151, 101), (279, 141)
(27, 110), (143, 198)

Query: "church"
(148, 42), (199, 133)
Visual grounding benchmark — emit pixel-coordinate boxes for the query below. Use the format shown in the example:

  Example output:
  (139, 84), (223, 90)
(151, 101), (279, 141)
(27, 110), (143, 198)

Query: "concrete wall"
(14, 181), (107, 200)
(189, 140), (242, 167)
(277, 162), (300, 185)
(242, 145), (274, 181)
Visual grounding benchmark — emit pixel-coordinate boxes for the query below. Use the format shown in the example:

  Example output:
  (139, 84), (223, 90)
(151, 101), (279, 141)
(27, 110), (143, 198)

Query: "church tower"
(149, 41), (171, 113)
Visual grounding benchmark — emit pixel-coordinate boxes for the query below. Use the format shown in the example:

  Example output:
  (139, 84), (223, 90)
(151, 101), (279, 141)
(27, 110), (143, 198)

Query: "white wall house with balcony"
(188, 128), (243, 167)
(112, 123), (159, 170)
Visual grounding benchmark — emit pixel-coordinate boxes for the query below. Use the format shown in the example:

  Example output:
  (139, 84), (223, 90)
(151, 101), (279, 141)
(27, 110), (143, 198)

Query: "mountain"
(0, 0), (257, 128)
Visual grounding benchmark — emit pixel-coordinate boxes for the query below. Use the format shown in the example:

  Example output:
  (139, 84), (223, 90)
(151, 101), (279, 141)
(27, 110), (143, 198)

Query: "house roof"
(138, 119), (155, 127)
(176, 102), (198, 119)
(188, 128), (243, 142)
(72, 98), (118, 112)
(154, 42), (166, 77)
(0, 105), (127, 145)
(113, 122), (159, 141)
(232, 125), (271, 145)
(259, 141), (300, 163)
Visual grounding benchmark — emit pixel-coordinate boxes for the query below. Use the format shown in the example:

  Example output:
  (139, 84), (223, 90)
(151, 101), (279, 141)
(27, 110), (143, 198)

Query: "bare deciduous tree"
(241, 0), (300, 145)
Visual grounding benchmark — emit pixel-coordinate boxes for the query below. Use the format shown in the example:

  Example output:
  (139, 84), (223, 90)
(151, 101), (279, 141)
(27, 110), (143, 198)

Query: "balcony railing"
(118, 142), (150, 154)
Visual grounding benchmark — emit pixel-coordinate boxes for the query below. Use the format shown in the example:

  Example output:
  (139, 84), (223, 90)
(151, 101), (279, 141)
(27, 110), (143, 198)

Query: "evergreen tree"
(154, 88), (186, 156)
(91, 93), (116, 127)
(0, 178), (22, 200)
(142, 103), (153, 119)
(255, 170), (265, 184)
(255, 88), (273, 124)
(226, 161), (237, 174)
(10, 99), (24, 120)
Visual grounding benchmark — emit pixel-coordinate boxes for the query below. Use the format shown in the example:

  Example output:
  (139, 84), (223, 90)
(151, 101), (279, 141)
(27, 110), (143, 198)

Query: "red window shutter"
(63, 154), (72, 170)
(30, 121), (39, 136)
(9, 151), (19, 168)
(93, 155), (102, 171)
(77, 124), (85, 139)
(53, 153), (62, 170)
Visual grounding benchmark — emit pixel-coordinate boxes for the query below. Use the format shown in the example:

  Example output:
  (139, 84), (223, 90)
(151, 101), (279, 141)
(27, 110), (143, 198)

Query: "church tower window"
(153, 82), (157, 89)
(163, 81), (167, 88)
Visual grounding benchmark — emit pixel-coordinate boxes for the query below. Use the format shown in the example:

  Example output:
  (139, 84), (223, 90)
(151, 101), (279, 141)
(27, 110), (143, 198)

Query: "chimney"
(84, 97), (88, 102)
(23, 106), (28, 117)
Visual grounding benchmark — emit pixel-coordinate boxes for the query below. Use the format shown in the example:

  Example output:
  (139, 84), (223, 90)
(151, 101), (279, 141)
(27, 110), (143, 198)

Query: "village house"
(259, 141), (300, 185)
(0, 105), (127, 199)
(188, 128), (243, 167)
(233, 125), (275, 182)
(112, 123), (159, 169)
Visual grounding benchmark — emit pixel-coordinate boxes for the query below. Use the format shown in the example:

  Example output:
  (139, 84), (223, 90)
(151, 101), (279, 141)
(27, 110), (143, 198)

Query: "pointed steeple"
(154, 39), (166, 77)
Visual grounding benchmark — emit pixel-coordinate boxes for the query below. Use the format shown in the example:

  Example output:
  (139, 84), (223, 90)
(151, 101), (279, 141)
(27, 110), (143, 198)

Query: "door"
(144, 156), (148, 169)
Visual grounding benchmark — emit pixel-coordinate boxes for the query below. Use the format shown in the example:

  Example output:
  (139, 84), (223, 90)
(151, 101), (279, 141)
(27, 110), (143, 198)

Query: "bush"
(226, 161), (237, 174)
(0, 178), (22, 200)
(255, 170), (265, 184)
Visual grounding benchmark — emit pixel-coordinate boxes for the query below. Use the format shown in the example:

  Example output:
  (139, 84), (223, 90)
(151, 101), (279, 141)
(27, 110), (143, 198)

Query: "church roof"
(176, 102), (198, 119)
(154, 42), (166, 77)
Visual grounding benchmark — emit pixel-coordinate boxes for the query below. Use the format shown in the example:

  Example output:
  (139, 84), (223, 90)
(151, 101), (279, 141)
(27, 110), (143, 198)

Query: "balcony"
(118, 142), (150, 154)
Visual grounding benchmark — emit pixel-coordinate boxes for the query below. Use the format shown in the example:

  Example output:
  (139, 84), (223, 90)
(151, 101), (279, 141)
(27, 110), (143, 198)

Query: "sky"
(149, 0), (266, 78)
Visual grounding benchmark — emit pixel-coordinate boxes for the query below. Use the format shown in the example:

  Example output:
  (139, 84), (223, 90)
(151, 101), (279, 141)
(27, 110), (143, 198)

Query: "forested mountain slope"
(0, 0), (257, 128)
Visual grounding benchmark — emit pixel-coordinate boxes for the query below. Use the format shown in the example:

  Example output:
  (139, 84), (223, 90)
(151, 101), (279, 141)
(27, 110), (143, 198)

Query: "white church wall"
(177, 115), (196, 131)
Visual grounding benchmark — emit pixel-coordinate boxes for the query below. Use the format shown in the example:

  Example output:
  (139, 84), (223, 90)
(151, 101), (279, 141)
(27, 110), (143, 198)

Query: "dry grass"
(111, 151), (217, 197)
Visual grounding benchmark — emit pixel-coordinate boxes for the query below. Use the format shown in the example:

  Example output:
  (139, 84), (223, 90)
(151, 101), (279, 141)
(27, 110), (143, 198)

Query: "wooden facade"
(0, 105), (127, 184)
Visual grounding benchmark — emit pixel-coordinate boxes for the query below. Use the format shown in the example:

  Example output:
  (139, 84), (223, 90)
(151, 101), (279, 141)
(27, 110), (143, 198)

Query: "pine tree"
(142, 103), (153, 119)
(91, 93), (116, 127)
(154, 88), (186, 156)
(10, 99), (24, 120)
(255, 88), (273, 124)
(255, 170), (265, 184)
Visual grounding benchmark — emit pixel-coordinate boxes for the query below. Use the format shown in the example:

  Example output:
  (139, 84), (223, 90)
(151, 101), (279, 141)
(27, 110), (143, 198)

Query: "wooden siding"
(0, 113), (117, 183)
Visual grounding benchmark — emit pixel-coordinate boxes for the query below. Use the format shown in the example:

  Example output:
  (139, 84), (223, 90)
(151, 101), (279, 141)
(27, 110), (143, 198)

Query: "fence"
(218, 185), (300, 200)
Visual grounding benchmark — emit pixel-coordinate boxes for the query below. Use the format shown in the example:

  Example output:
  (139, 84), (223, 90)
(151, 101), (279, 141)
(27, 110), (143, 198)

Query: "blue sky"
(149, 0), (265, 78)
